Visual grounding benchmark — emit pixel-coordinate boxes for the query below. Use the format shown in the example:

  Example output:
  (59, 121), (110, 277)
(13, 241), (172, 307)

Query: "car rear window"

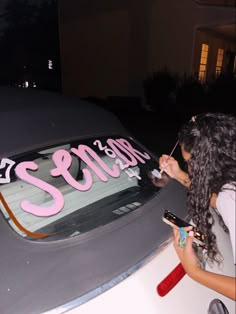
(0, 136), (168, 241)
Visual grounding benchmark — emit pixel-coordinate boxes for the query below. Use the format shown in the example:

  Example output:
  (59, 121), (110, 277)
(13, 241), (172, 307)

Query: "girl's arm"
(173, 228), (236, 300)
(159, 154), (191, 188)
(191, 267), (236, 300)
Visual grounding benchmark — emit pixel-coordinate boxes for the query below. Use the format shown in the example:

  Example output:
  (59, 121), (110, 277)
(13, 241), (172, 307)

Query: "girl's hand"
(159, 154), (191, 188)
(159, 154), (181, 179)
(173, 227), (201, 278)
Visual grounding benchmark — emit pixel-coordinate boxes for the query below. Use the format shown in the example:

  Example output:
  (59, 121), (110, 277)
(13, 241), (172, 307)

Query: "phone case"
(162, 210), (205, 247)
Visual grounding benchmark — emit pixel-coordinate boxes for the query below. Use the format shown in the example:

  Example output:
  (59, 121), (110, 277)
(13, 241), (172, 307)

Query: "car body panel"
(0, 179), (187, 314)
(0, 87), (127, 158)
(65, 219), (235, 314)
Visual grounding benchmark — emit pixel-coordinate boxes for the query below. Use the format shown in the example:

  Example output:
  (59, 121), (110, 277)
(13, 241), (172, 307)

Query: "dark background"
(0, 0), (235, 159)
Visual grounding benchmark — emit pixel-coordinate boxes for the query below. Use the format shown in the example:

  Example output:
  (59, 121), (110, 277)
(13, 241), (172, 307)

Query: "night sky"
(0, 1), (7, 31)
(0, 0), (61, 91)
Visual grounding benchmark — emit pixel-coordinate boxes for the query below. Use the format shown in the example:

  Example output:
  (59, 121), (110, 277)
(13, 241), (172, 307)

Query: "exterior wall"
(59, 10), (129, 97)
(148, 0), (235, 75)
(58, 0), (235, 98)
(58, 0), (153, 98)
(192, 29), (236, 79)
(196, 0), (235, 6)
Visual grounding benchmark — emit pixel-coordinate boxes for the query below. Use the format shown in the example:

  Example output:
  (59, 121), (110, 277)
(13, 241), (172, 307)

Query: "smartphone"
(162, 209), (205, 247)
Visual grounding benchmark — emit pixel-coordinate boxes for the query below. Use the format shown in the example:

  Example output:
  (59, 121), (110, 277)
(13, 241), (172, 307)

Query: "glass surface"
(0, 136), (169, 241)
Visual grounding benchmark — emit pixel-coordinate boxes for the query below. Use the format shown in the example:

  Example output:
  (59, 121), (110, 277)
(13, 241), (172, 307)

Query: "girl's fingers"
(185, 226), (193, 232)
(173, 227), (179, 237)
(185, 230), (194, 251)
(173, 226), (193, 250)
(173, 227), (180, 247)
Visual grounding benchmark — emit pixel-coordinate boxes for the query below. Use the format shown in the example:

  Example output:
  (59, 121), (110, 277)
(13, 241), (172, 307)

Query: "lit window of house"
(198, 43), (209, 82)
(216, 48), (224, 76)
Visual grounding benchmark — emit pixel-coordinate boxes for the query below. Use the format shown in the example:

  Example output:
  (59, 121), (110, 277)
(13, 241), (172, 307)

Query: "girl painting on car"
(159, 112), (236, 300)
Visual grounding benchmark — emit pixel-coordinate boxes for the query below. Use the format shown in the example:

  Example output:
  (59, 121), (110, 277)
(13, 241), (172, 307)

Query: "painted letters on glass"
(12, 138), (150, 217)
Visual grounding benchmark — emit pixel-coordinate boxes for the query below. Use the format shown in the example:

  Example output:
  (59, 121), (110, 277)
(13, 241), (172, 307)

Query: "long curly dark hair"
(178, 112), (236, 263)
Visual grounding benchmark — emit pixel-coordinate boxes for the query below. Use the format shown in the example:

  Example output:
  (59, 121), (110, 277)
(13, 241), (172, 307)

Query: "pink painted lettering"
(116, 139), (150, 163)
(71, 145), (120, 181)
(15, 161), (64, 217)
(107, 139), (137, 166)
(51, 150), (92, 191)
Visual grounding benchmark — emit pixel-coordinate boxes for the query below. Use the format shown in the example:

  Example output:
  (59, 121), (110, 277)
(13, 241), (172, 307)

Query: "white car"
(0, 87), (234, 314)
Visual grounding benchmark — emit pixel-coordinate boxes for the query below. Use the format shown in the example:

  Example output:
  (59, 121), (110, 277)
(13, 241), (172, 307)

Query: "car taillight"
(156, 263), (186, 297)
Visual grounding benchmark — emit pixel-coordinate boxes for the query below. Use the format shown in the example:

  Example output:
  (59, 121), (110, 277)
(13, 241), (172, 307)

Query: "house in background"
(58, 0), (236, 98)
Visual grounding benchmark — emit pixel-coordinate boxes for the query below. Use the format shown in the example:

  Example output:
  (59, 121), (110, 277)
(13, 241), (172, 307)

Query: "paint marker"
(160, 140), (179, 175)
